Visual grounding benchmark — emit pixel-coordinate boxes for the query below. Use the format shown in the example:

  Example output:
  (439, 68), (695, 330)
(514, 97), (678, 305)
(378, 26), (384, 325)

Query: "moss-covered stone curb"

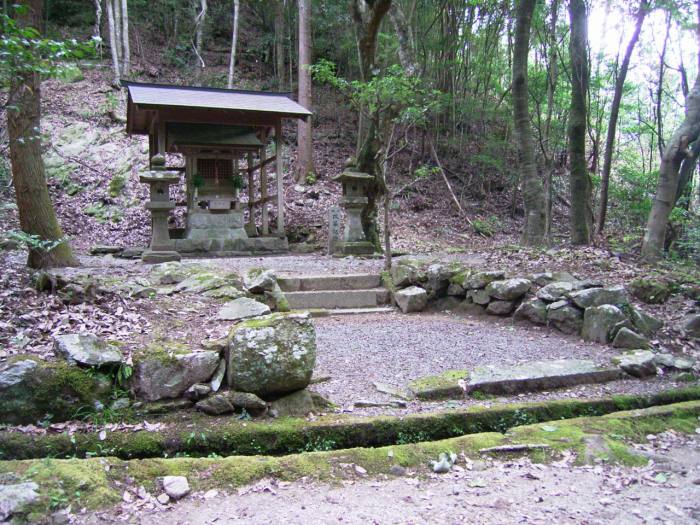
(1, 386), (699, 461)
(408, 370), (469, 400)
(3, 400), (700, 519)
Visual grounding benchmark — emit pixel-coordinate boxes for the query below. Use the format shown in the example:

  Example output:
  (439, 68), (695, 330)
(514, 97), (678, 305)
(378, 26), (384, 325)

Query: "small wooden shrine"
(123, 81), (312, 262)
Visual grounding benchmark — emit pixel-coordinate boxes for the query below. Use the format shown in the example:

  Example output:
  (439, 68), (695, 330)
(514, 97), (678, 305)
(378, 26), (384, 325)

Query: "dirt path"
(84, 436), (700, 525)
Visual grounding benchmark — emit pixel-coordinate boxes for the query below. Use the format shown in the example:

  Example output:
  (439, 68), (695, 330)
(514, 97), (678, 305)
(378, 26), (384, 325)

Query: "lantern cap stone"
(331, 169), (374, 184)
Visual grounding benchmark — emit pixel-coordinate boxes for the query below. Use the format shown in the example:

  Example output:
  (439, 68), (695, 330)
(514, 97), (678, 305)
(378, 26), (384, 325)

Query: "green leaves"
(0, 13), (98, 91)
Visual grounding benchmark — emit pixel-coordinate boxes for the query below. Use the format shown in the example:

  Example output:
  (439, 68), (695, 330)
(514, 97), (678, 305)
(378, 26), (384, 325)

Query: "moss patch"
(4, 400), (700, 517)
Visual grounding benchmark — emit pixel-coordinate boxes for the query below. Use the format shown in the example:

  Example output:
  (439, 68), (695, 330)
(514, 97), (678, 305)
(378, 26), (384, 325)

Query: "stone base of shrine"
(173, 236), (288, 255)
(334, 241), (375, 256)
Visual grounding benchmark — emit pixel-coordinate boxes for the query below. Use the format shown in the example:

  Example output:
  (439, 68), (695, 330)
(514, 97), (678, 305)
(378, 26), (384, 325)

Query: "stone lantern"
(140, 154), (181, 263)
(331, 169), (375, 255)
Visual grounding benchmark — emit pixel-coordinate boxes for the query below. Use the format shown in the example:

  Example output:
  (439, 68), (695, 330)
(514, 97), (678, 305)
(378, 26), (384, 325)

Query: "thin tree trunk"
(596, 0), (648, 235)
(113, 0), (122, 64)
(274, 0), (286, 91)
(7, 0), (77, 268)
(656, 12), (672, 158)
(513, 0), (545, 245)
(194, 0), (207, 69)
(105, 0), (121, 86)
(120, 0), (130, 75)
(296, 0), (314, 183)
(389, 3), (416, 74)
(93, 0), (102, 41)
(641, 0), (700, 262)
(227, 0), (240, 88)
(568, 0), (592, 244)
(543, 0), (559, 242)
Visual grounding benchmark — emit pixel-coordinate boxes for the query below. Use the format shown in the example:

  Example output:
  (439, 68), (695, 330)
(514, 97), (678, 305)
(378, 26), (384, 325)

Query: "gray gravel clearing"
(310, 312), (693, 416)
(84, 435), (700, 525)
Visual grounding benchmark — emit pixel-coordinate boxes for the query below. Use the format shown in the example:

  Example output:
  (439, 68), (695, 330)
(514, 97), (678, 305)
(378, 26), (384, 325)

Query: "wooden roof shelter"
(123, 81), (312, 246)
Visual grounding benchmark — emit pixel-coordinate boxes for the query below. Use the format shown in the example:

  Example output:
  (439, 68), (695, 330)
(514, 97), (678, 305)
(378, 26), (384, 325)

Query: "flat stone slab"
(217, 297), (271, 321)
(278, 273), (382, 292)
(465, 359), (622, 396)
(285, 289), (387, 309)
(408, 369), (469, 400)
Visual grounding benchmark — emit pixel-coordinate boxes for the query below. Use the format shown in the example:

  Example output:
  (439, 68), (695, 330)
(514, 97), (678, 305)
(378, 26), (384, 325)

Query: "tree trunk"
(388, 3), (416, 74)
(512, 0), (545, 246)
(568, 0), (592, 245)
(274, 0), (286, 91)
(350, 0), (392, 250)
(296, 0), (314, 183)
(194, 0), (207, 69)
(120, 0), (130, 75)
(7, 0), (78, 269)
(105, 0), (121, 86)
(641, 0), (700, 262)
(113, 0), (122, 63)
(543, 0), (559, 242)
(227, 0), (240, 88)
(596, 0), (648, 235)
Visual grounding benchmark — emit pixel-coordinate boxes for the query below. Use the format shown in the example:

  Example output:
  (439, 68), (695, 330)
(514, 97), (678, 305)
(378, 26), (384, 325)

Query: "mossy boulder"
(269, 389), (334, 417)
(131, 343), (220, 402)
(0, 358), (112, 425)
(581, 305), (627, 344)
(226, 313), (316, 399)
(629, 278), (673, 305)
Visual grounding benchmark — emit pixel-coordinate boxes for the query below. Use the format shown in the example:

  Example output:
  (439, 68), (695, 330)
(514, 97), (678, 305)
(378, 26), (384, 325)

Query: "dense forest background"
(1, 0), (699, 268)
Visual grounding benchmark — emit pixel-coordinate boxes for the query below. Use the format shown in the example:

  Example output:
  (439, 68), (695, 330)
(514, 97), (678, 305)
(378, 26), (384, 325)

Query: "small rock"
(130, 286), (156, 299)
(547, 300), (583, 335)
(244, 269), (277, 294)
(117, 247), (145, 259)
(156, 493), (170, 505)
(466, 288), (491, 305)
(53, 333), (123, 367)
(394, 286), (428, 313)
(90, 245), (123, 255)
(389, 464), (407, 476)
(196, 391), (267, 416)
(110, 398), (131, 411)
(158, 272), (185, 285)
(465, 271), (504, 289)
(184, 383), (212, 401)
(447, 283), (465, 297)
(653, 353), (695, 371)
(162, 476), (190, 500)
(269, 389), (333, 417)
(209, 359), (226, 392)
(486, 300), (515, 316)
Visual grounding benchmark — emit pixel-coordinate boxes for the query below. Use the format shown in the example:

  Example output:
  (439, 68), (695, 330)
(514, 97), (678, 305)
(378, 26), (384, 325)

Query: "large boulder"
(628, 307), (664, 337)
(394, 286), (428, 313)
(269, 389), (334, 417)
(485, 278), (531, 301)
(546, 300), (583, 335)
(0, 358), (112, 424)
(537, 282), (575, 302)
(682, 314), (700, 339)
(391, 259), (426, 287)
(611, 327), (650, 349)
(226, 313), (316, 399)
(582, 305), (627, 344)
(514, 298), (548, 325)
(0, 482), (39, 522)
(423, 263), (454, 299)
(629, 278), (672, 305)
(613, 350), (657, 378)
(466, 288), (491, 305)
(131, 346), (220, 401)
(486, 300), (515, 316)
(217, 297), (271, 321)
(568, 286), (627, 309)
(53, 333), (123, 367)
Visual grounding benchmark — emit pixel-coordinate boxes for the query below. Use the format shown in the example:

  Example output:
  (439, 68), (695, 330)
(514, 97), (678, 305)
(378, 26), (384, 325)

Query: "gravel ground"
(84, 433), (700, 525)
(310, 312), (695, 417)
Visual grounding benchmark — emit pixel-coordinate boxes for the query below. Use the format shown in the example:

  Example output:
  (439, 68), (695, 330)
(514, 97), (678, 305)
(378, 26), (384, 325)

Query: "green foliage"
(305, 172), (317, 185)
(48, 164), (82, 196)
(84, 202), (123, 223)
(231, 174), (244, 191)
(472, 216), (502, 237)
(0, 8), (97, 92)
(108, 173), (128, 197)
(192, 173), (205, 189)
(6, 230), (66, 254)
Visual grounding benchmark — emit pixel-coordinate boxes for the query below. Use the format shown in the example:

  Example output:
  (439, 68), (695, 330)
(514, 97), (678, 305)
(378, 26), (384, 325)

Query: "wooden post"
(275, 120), (285, 237)
(247, 151), (255, 232)
(157, 120), (166, 156)
(260, 131), (269, 235)
(233, 157), (240, 210)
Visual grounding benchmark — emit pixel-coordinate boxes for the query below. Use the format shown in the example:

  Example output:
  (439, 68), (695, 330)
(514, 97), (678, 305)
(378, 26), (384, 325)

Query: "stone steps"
(278, 273), (382, 292)
(305, 307), (395, 318)
(285, 288), (390, 310)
